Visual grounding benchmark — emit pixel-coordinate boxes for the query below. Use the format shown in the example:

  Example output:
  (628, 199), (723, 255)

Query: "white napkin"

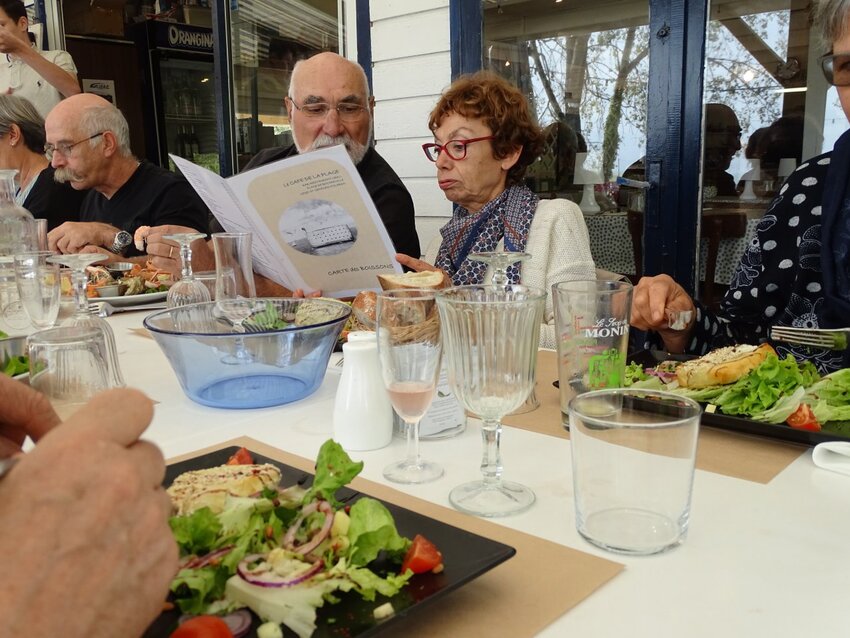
(812, 442), (850, 476)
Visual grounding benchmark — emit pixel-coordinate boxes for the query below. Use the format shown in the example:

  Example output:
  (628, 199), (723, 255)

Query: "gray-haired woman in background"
(0, 94), (86, 229)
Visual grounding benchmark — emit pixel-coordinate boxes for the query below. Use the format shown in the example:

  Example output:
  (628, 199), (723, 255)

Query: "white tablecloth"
(586, 212), (760, 284)
(59, 310), (850, 638)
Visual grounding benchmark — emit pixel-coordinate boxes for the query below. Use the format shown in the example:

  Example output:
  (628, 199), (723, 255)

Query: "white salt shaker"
(333, 332), (393, 450)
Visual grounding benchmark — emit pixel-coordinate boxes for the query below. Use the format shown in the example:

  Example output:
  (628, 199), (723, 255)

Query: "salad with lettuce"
(626, 352), (850, 434)
(167, 440), (442, 638)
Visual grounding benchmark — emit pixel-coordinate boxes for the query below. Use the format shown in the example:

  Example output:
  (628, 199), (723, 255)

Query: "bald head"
(285, 52), (373, 164)
(46, 93), (131, 156)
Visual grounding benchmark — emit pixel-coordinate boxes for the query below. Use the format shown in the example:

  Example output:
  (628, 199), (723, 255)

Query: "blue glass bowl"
(143, 298), (351, 409)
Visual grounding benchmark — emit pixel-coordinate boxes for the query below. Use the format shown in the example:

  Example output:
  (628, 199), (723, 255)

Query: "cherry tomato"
(401, 534), (443, 575)
(786, 404), (821, 431)
(225, 447), (253, 465)
(169, 616), (234, 638)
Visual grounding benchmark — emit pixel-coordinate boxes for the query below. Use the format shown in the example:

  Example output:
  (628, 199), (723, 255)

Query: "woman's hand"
(630, 274), (697, 353)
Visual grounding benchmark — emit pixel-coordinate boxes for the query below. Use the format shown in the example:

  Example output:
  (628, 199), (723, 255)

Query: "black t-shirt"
(223, 145), (420, 257)
(80, 160), (210, 256)
(24, 165), (88, 230)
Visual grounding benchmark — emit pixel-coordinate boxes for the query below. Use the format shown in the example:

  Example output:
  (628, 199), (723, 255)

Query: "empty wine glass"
(165, 233), (211, 308)
(377, 289), (443, 484)
(48, 253), (125, 387)
(468, 250), (532, 287)
(436, 284), (546, 517)
(14, 251), (60, 329)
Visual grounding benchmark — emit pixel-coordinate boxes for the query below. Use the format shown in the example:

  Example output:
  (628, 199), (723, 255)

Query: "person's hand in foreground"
(0, 374), (60, 457)
(142, 224), (214, 277)
(48, 221), (120, 254)
(630, 274), (697, 353)
(0, 380), (179, 638)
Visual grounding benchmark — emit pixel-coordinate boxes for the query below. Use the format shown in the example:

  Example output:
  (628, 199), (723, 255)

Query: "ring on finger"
(168, 246), (173, 259)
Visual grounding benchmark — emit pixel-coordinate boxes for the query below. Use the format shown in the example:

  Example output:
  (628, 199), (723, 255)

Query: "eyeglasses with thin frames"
(44, 132), (105, 160)
(821, 52), (850, 87)
(422, 136), (496, 162)
(289, 99), (368, 121)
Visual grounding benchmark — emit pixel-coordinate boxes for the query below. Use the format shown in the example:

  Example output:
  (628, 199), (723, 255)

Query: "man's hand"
(0, 387), (178, 638)
(0, 375), (60, 457)
(394, 253), (451, 285)
(48, 221), (119, 254)
(0, 23), (27, 56)
(630, 274), (697, 353)
(143, 225), (212, 277)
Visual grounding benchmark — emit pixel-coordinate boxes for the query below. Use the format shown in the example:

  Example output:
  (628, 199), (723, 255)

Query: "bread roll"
(349, 290), (377, 331)
(675, 343), (776, 389)
(377, 270), (447, 291)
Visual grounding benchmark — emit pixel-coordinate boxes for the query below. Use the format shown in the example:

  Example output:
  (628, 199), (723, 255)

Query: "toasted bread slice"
(675, 343), (776, 389)
(167, 463), (281, 515)
(377, 270), (447, 291)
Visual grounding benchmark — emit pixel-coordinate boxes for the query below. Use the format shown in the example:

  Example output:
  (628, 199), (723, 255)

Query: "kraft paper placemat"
(502, 350), (806, 484)
(169, 437), (624, 638)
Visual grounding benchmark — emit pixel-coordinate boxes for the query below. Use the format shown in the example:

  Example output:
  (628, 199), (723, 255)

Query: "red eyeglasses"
(421, 136), (495, 161)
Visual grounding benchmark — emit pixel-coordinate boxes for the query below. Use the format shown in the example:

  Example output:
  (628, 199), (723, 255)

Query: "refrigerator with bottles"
(132, 20), (219, 174)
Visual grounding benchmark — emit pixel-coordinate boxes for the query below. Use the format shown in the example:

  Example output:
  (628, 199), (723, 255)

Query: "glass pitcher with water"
(0, 169), (38, 325)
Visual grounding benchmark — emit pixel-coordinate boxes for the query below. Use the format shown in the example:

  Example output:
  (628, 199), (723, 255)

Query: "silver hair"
(0, 94), (44, 154)
(287, 54), (370, 103)
(78, 103), (132, 156)
(813, 0), (850, 49)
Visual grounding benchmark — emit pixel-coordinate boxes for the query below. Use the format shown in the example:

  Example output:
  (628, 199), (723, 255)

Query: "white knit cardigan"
(425, 198), (598, 349)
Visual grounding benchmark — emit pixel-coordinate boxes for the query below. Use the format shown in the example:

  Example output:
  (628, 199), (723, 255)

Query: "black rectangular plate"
(145, 447), (516, 638)
(630, 350), (850, 447)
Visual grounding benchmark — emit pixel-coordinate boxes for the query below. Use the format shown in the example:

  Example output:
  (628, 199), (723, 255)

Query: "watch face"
(116, 231), (132, 247)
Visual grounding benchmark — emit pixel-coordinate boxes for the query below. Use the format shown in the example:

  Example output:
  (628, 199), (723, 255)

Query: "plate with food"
(627, 344), (850, 446)
(82, 262), (172, 306)
(144, 440), (515, 638)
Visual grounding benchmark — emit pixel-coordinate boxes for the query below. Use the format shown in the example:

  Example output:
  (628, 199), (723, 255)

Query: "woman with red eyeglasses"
(396, 71), (596, 349)
(631, 0), (850, 375)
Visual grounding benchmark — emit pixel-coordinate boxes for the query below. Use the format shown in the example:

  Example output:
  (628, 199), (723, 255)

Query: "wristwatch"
(110, 230), (133, 254)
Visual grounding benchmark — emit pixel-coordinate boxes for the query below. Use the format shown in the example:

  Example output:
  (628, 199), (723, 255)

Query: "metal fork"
(769, 326), (850, 350)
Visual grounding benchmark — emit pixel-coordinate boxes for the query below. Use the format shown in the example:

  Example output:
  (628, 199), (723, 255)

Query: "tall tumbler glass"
(552, 279), (633, 429)
(437, 285), (546, 517)
(14, 251), (60, 328)
(212, 232), (257, 363)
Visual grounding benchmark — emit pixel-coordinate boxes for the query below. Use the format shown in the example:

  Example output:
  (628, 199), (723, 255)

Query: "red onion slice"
(221, 609), (252, 638)
(282, 501), (335, 557)
(237, 554), (323, 588)
(182, 545), (235, 570)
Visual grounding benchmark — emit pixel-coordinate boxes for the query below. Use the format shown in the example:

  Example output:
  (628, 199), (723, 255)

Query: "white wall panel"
(371, 11), (449, 61)
(375, 137), (437, 178)
(414, 217), (449, 258)
(374, 97), (440, 139)
(404, 177), (451, 217)
(373, 52), (451, 101)
(370, 0), (449, 23)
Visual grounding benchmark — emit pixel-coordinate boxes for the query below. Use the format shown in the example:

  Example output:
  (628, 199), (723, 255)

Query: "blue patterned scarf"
(434, 184), (538, 285)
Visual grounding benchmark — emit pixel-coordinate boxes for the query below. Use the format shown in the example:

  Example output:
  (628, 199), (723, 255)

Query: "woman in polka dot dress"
(630, 0), (850, 374)
(396, 71), (596, 350)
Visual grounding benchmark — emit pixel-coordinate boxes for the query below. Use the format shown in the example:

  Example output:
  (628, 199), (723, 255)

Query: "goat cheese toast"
(674, 343), (776, 389)
(167, 463), (281, 515)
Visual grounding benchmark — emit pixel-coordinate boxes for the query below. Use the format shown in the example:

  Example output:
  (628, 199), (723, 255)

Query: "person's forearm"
(254, 273), (293, 296)
(17, 47), (80, 97)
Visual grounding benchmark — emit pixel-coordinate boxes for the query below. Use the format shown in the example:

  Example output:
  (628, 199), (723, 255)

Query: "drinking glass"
(212, 232), (256, 364)
(28, 326), (114, 419)
(377, 289), (443, 484)
(470, 250), (539, 415)
(34, 219), (48, 251)
(468, 250), (531, 287)
(437, 284), (546, 517)
(14, 251), (60, 328)
(48, 253), (125, 387)
(165, 232), (211, 308)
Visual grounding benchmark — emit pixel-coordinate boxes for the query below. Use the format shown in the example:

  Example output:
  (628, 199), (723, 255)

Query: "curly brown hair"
(428, 71), (544, 187)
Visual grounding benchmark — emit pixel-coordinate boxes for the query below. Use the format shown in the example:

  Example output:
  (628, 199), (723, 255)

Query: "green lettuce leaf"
(712, 355), (819, 416)
(345, 497), (410, 567)
(624, 362), (650, 386)
(171, 566), (230, 615)
(304, 440), (364, 508)
(169, 507), (222, 555)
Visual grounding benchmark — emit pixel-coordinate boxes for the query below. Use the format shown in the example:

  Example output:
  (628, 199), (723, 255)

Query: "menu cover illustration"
(172, 146), (401, 298)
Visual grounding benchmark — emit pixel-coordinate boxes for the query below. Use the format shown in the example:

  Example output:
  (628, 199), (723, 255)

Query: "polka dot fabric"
(645, 151), (845, 373)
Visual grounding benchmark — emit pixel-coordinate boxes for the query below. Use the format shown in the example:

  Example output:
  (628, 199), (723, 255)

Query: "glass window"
(229, 0), (339, 170)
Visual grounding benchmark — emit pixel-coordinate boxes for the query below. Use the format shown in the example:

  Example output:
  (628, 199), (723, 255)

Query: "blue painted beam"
(450, 0), (482, 78)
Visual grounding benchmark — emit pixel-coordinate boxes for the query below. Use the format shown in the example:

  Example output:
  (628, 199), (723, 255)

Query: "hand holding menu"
(171, 146), (402, 298)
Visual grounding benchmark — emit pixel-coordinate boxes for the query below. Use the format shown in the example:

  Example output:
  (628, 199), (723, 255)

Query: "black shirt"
(24, 165), (88, 230)
(233, 145), (420, 257)
(80, 160), (210, 256)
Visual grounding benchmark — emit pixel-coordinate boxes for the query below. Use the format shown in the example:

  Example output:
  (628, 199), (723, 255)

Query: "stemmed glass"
(212, 233), (257, 364)
(436, 284), (546, 517)
(377, 289), (444, 484)
(165, 233), (211, 308)
(47, 253), (125, 387)
(14, 251), (60, 329)
(468, 250), (532, 287)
